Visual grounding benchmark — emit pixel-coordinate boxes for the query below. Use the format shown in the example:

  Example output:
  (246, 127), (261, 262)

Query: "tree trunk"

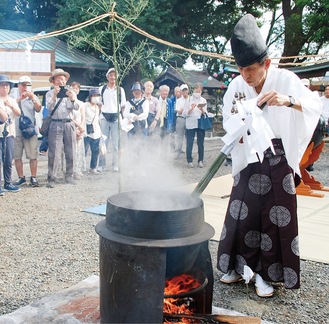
(279, 0), (306, 67)
(122, 63), (141, 98)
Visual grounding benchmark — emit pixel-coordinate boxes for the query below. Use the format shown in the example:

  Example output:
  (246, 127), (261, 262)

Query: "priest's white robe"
(222, 66), (323, 177)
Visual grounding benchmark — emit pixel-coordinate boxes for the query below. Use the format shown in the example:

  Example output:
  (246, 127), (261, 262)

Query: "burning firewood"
(163, 312), (261, 324)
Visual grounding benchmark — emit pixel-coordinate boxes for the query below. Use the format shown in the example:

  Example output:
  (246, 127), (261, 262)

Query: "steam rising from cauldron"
(109, 190), (200, 211)
(120, 135), (188, 206)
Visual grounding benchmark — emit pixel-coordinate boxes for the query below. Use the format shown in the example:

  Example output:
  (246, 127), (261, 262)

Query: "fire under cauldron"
(95, 190), (215, 323)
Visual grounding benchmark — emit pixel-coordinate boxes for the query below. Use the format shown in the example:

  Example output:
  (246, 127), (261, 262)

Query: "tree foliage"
(0, 0), (65, 33)
(269, 0), (329, 65)
(0, 0), (329, 73)
(55, 0), (181, 85)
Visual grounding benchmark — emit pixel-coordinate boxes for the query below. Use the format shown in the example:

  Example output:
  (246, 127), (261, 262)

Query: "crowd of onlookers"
(3, 67), (327, 195)
(0, 74), (41, 195)
(0, 67), (212, 194)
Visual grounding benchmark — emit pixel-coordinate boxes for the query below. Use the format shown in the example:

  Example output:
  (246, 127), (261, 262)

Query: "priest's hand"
(257, 91), (301, 111)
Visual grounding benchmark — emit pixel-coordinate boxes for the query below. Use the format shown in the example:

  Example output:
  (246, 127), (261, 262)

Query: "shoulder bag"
(198, 113), (212, 131)
(40, 98), (63, 137)
(18, 102), (37, 139)
(86, 108), (96, 135)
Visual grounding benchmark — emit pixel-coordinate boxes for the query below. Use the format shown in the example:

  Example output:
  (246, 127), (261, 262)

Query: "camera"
(57, 86), (69, 98)
(2, 126), (8, 138)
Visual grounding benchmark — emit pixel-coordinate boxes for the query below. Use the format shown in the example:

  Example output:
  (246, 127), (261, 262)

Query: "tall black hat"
(231, 14), (268, 67)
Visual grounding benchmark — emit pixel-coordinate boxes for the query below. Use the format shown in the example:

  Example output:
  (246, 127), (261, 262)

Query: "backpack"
(19, 114), (36, 139)
(129, 98), (146, 115)
(128, 98), (146, 134)
(17, 100), (37, 139)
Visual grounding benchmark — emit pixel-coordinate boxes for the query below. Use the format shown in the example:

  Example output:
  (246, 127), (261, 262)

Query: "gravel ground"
(0, 136), (328, 323)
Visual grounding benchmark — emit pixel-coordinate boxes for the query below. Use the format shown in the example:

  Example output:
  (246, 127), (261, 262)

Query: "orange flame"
(163, 273), (201, 322)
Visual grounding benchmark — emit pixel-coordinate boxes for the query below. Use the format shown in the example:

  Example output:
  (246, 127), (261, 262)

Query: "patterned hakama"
(217, 139), (300, 289)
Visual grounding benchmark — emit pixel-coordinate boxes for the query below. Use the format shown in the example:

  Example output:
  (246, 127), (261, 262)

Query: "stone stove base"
(0, 275), (271, 324)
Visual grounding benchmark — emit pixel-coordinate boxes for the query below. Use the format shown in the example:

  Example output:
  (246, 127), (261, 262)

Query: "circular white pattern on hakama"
(269, 155), (281, 166)
(220, 225), (227, 241)
(218, 253), (230, 272)
(245, 230), (260, 248)
(233, 173), (240, 187)
(248, 174), (272, 195)
(235, 255), (247, 274)
(283, 173), (296, 194)
(229, 199), (248, 220)
(291, 236), (300, 256)
(283, 267), (298, 288)
(260, 233), (273, 251)
(269, 206), (291, 227)
(268, 262), (283, 281)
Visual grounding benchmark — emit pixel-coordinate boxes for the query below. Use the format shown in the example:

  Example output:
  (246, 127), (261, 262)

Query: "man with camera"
(13, 76), (42, 188)
(0, 74), (21, 195)
(45, 68), (79, 188)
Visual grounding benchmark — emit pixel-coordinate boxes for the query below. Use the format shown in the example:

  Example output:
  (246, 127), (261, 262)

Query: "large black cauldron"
(97, 190), (213, 245)
(95, 190), (215, 323)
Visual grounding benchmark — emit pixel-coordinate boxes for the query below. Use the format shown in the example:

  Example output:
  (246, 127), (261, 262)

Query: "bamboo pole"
(192, 142), (235, 197)
(110, 2), (123, 193)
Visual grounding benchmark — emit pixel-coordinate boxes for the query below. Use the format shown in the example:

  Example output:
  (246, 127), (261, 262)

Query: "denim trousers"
(185, 128), (205, 163)
(98, 119), (119, 169)
(84, 136), (100, 170)
(0, 135), (14, 187)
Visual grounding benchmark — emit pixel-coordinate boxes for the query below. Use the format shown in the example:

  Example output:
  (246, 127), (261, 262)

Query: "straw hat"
(49, 68), (70, 83)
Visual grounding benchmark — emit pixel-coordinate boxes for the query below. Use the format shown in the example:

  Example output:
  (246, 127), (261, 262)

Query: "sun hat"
(87, 88), (101, 101)
(0, 74), (14, 89)
(106, 68), (117, 77)
(18, 76), (32, 85)
(180, 84), (189, 91)
(131, 82), (143, 92)
(49, 68), (70, 83)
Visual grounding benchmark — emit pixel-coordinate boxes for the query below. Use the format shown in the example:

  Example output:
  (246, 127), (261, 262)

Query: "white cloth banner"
(222, 98), (275, 164)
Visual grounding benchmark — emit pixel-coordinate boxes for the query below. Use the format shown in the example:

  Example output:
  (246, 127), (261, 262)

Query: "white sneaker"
(198, 161), (204, 168)
(255, 274), (274, 297)
(220, 270), (243, 284)
(188, 162), (194, 168)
